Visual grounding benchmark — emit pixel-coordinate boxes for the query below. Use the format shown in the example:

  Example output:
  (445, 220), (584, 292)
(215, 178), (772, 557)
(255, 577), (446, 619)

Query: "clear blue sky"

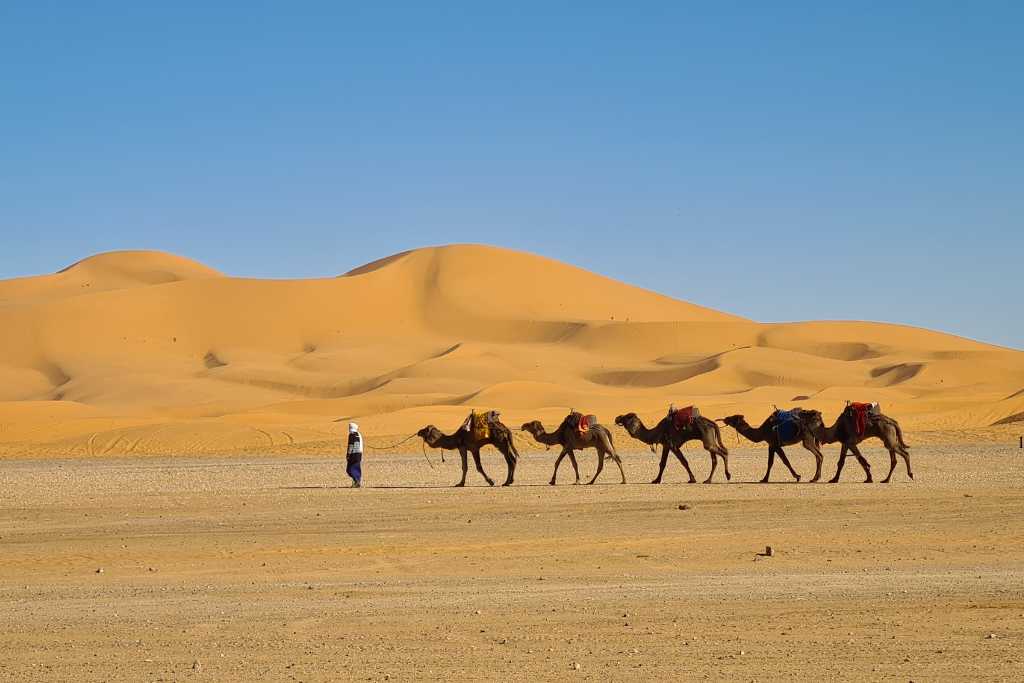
(2, 2), (1021, 348)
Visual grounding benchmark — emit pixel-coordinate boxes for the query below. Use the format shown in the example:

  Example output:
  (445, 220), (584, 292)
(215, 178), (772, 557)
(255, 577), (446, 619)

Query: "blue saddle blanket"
(772, 409), (802, 442)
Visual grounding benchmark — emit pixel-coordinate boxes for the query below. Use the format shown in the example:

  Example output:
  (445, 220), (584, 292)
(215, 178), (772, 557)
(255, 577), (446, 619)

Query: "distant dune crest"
(0, 244), (1021, 456)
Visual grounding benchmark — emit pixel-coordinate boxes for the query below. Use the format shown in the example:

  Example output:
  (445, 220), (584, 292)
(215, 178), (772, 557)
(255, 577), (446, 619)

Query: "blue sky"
(2, 2), (1021, 348)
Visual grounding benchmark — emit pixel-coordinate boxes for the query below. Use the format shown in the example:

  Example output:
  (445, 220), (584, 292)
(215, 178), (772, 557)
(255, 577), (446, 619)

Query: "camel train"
(415, 402), (911, 487)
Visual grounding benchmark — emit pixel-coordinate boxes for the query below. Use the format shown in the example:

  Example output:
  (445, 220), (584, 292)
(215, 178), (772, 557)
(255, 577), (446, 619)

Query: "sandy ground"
(2, 441), (1022, 681)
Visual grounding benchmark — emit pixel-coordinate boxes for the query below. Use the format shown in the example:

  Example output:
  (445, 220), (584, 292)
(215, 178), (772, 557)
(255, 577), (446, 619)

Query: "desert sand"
(1, 244), (1022, 456)
(2, 245), (1023, 681)
(2, 446), (1023, 681)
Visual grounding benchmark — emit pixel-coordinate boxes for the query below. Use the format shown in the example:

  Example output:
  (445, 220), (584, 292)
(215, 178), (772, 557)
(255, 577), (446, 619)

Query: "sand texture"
(1, 445), (1022, 681)
(0, 244), (1021, 457)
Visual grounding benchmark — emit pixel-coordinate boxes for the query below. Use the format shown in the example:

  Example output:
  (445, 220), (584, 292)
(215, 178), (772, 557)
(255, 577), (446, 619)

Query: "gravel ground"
(1, 442), (1022, 681)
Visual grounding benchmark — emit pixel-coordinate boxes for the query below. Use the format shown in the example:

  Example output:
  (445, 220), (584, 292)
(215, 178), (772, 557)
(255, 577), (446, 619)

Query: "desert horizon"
(2, 243), (1021, 461)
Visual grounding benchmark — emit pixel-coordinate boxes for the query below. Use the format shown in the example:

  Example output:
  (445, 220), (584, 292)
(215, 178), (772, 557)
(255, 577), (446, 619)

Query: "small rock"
(95, 568), (104, 574)
(740, 650), (746, 656)
(986, 633), (998, 639)
(474, 610), (481, 615)
(765, 546), (774, 557)
(678, 504), (690, 511)
(571, 662), (581, 671)
(192, 660), (202, 672)
(499, 638), (507, 645)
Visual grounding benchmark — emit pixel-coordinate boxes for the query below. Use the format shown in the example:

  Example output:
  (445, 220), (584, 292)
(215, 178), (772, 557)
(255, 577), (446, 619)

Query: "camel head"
(614, 413), (641, 433)
(802, 409), (826, 435)
(520, 420), (544, 436)
(416, 425), (442, 445)
(720, 415), (746, 430)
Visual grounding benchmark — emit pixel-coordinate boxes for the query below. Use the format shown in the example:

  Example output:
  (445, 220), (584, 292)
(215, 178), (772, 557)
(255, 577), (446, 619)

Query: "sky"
(1, 1), (1021, 349)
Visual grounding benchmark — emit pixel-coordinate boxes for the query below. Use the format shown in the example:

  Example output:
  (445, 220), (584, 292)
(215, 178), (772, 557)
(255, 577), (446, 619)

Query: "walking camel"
(416, 412), (520, 487)
(719, 409), (827, 482)
(820, 404), (912, 483)
(521, 413), (626, 485)
(614, 412), (731, 483)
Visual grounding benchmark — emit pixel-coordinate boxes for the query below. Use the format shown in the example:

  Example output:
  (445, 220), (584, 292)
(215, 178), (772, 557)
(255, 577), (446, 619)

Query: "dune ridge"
(0, 244), (1021, 456)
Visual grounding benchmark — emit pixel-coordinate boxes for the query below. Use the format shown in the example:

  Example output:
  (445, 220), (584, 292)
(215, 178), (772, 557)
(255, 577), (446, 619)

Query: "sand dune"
(0, 244), (1021, 456)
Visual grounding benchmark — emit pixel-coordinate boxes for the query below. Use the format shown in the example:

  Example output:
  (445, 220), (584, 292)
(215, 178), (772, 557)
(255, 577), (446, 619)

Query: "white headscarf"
(349, 422), (359, 434)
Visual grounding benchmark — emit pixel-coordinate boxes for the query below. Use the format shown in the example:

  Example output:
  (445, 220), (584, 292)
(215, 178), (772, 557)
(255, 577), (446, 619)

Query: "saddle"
(568, 411), (597, 436)
(463, 410), (500, 441)
(772, 408), (803, 442)
(671, 405), (700, 431)
(848, 402), (880, 437)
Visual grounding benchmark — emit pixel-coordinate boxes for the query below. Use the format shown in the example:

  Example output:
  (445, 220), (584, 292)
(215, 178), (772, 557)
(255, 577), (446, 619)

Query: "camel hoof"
(486, 480), (495, 487)
(827, 478), (839, 484)
(795, 475), (802, 483)
(573, 481), (580, 486)
(548, 480), (557, 486)
(702, 478), (712, 484)
(650, 479), (661, 485)
(502, 481), (513, 487)
(810, 476), (820, 483)
(454, 482), (466, 488)
(864, 478), (873, 484)
(759, 478), (770, 484)
(586, 480), (597, 486)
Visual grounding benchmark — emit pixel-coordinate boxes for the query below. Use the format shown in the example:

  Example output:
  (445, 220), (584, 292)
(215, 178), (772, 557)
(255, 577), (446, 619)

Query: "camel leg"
(652, 446), (671, 484)
(850, 444), (872, 483)
(674, 448), (697, 483)
(881, 448), (898, 484)
(587, 450), (606, 485)
(777, 447), (801, 482)
(471, 449), (495, 486)
(829, 445), (849, 483)
(761, 448), (777, 483)
(804, 439), (823, 483)
(901, 448), (914, 480)
(568, 452), (581, 484)
(456, 448), (469, 487)
(704, 450), (718, 484)
(721, 450), (732, 481)
(499, 442), (515, 487)
(550, 449), (568, 486)
(611, 453), (626, 484)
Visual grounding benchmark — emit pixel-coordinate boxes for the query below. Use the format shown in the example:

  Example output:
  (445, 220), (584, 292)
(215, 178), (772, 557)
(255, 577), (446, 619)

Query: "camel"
(720, 410), (827, 482)
(614, 413), (731, 483)
(820, 405), (912, 483)
(521, 413), (626, 485)
(416, 412), (520, 487)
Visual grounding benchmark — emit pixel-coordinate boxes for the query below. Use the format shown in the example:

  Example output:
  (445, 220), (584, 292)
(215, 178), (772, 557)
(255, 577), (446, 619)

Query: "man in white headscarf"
(346, 422), (363, 488)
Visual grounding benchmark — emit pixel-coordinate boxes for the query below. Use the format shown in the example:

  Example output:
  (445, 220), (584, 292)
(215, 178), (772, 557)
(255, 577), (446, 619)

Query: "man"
(346, 422), (363, 488)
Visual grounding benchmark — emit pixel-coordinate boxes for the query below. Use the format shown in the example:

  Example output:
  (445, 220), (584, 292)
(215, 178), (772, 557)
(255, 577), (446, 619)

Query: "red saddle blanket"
(849, 402), (873, 437)
(578, 414), (597, 435)
(672, 406), (699, 431)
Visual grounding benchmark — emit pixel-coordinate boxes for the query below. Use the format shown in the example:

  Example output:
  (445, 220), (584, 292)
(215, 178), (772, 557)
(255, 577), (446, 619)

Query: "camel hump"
(771, 408), (803, 442)
(671, 405), (699, 431)
(469, 411), (492, 441)
(847, 401), (881, 437)
(566, 412), (598, 435)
